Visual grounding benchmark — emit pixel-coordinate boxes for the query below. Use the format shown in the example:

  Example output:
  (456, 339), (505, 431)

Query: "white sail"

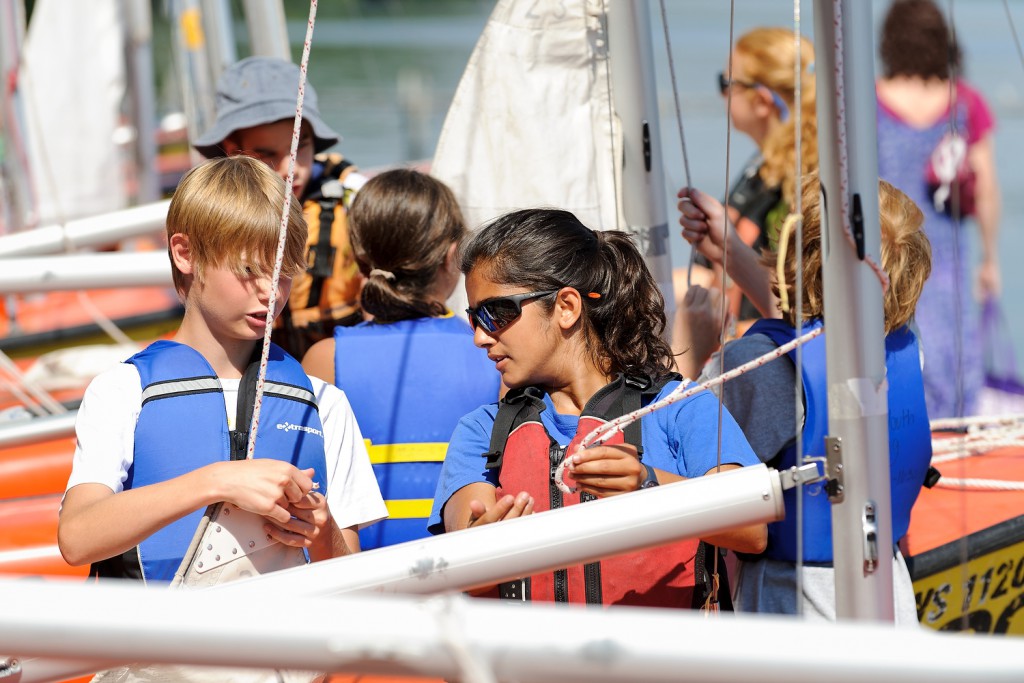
(17, 0), (128, 226)
(432, 0), (677, 319)
(431, 0), (622, 234)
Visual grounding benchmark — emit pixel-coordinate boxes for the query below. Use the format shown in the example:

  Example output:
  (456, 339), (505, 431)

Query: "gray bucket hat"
(193, 56), (340, 158)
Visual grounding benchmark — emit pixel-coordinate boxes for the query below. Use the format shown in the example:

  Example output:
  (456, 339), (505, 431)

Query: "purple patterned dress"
(876, 83), (993, 418)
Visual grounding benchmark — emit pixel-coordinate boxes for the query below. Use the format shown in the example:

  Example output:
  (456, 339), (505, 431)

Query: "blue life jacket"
(334, 315), (499, 549)
(747, 319), (932, 563)
(122, 340), (327, 583)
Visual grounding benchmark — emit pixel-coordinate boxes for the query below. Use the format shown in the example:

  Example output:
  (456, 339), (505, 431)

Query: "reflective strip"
(141, 377), (221, 403)
(263, 380), (316, 405)
(365, 441), (448, 465)
(384, 498), (433, 519)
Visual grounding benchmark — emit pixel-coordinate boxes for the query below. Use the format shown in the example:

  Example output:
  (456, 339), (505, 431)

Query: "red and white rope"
(245, 1), (319, 459)
(936, 477), (1024, 491)
(551, 326), (826, 494)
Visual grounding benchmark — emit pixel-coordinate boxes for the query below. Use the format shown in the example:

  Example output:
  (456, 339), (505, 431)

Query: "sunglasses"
(466, 290), (559, 333)
(716, 72), (791, 123)
(717, 72), (759, 95)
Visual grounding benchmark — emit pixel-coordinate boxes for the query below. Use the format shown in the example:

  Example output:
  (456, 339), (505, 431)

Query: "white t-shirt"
(67, 363), (387, 531)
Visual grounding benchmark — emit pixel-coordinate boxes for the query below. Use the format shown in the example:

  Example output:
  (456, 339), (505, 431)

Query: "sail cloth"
(432, 0), (624, 234)
(17, 0), (127, 225)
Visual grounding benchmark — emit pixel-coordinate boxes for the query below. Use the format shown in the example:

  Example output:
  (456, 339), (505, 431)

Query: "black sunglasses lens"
(479, 299), (521, 332)
(717, 73), (728, 94)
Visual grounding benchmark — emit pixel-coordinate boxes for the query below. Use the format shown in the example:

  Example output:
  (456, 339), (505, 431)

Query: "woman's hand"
(977, 259), (1001, 299)
(566, 443), (650, 497)
(678, 187), (729, 265)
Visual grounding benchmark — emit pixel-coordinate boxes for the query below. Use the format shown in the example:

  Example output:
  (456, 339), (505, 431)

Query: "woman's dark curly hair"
(461, 208), (674, 380)
(880, 0), (961, 80)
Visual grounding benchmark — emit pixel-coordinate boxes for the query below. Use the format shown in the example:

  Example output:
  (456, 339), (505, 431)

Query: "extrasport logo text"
(276, 422), (324, 438)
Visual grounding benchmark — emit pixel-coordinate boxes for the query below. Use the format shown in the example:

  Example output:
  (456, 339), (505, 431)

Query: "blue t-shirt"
(427, 380), (759, 534)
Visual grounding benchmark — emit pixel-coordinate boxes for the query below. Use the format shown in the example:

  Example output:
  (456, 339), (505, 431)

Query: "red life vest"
(482, 375), (707, 608)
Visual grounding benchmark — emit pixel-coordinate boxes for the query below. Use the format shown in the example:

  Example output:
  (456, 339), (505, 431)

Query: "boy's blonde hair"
(166, 156), (307, 295)
(736, 28), (818, 207)
(768, 172), (931, 333)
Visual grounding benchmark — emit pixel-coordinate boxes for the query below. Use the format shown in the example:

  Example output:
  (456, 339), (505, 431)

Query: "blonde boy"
(686, 174), (933, 622)
(59, 156), (385, 582)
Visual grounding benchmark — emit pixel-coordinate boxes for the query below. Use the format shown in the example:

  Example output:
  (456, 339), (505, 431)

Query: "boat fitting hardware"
(0, 656), (22, 681)
(862, 501), (879, 574)
(824, 436), (845, 503)
(778, 462), (824, 490)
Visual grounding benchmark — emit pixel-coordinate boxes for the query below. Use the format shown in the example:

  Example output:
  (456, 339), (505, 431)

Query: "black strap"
(622, 375), (647, 455)
(691, 542), (732, 610)
(229, 351), (263, 461)
(483, 387), (547, 470)
(304, 197), (337, 310)
(90, 548), (144, 580)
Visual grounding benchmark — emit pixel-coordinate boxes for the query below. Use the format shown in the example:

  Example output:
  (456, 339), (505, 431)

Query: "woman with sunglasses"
(674, 27), (817, 379)
(427, 208), (766, 609)
(302, 169), (500, 551)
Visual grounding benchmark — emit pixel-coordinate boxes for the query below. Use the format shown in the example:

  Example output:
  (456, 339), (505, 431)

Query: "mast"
(125, 0), (160, 205)
(0, 0), (31, 232)
(813, 0), (894, 620)
(241, 0), (291, 61)
(168, 0), (218, 155)
(607, 1), (675, 326)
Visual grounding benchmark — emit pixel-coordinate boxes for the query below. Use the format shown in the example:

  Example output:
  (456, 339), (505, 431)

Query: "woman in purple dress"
(876, 0), (1001, 418)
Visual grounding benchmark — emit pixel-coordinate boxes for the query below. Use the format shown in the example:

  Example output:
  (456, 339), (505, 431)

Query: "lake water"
(274, 0), (1024, 365)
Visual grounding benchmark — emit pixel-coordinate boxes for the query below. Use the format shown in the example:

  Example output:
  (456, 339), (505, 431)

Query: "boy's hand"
(467, 491), (534, 528)
(218, 461), (315, 526)
(566, 443), (646, 497)
(264, 489), (330, 548)
(678, 187), (728, 265)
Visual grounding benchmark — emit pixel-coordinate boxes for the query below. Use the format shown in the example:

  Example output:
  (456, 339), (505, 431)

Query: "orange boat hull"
(905, 444), (1024, 635)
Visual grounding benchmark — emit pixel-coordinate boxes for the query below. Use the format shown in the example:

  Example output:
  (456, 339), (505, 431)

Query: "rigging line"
(830, 0), (889, 292)
(601, 0), (620, 231)
(792, 0), (806, 619)
(0, 349), (65, 416)
(75, 291), (136, 347)
(706, 0), (738, 614)
(717, 0), (736, 478)
(937, 477), (1024, 491)
(245, 0), (319, 459)
(931, 413), (1024, 430)
(947, 0), (965, 418)
(945, 0), (970, 632)
(656, 0), (696, 286)
(577, 326), (824, 451)
(1003, 0), (1024, 73)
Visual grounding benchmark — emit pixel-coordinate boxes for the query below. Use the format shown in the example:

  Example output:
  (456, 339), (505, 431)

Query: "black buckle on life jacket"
(624, 374), (653, 391)
(484, 387), (547, 470)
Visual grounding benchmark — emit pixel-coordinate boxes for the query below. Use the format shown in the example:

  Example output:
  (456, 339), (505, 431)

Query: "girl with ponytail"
(302, 169), (500, 551)
(428, 208), (765, 609)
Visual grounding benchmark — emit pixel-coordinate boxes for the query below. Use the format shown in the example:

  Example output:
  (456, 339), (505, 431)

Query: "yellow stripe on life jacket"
(364, 441), (448, 464)
(384, 498), (434, 519)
